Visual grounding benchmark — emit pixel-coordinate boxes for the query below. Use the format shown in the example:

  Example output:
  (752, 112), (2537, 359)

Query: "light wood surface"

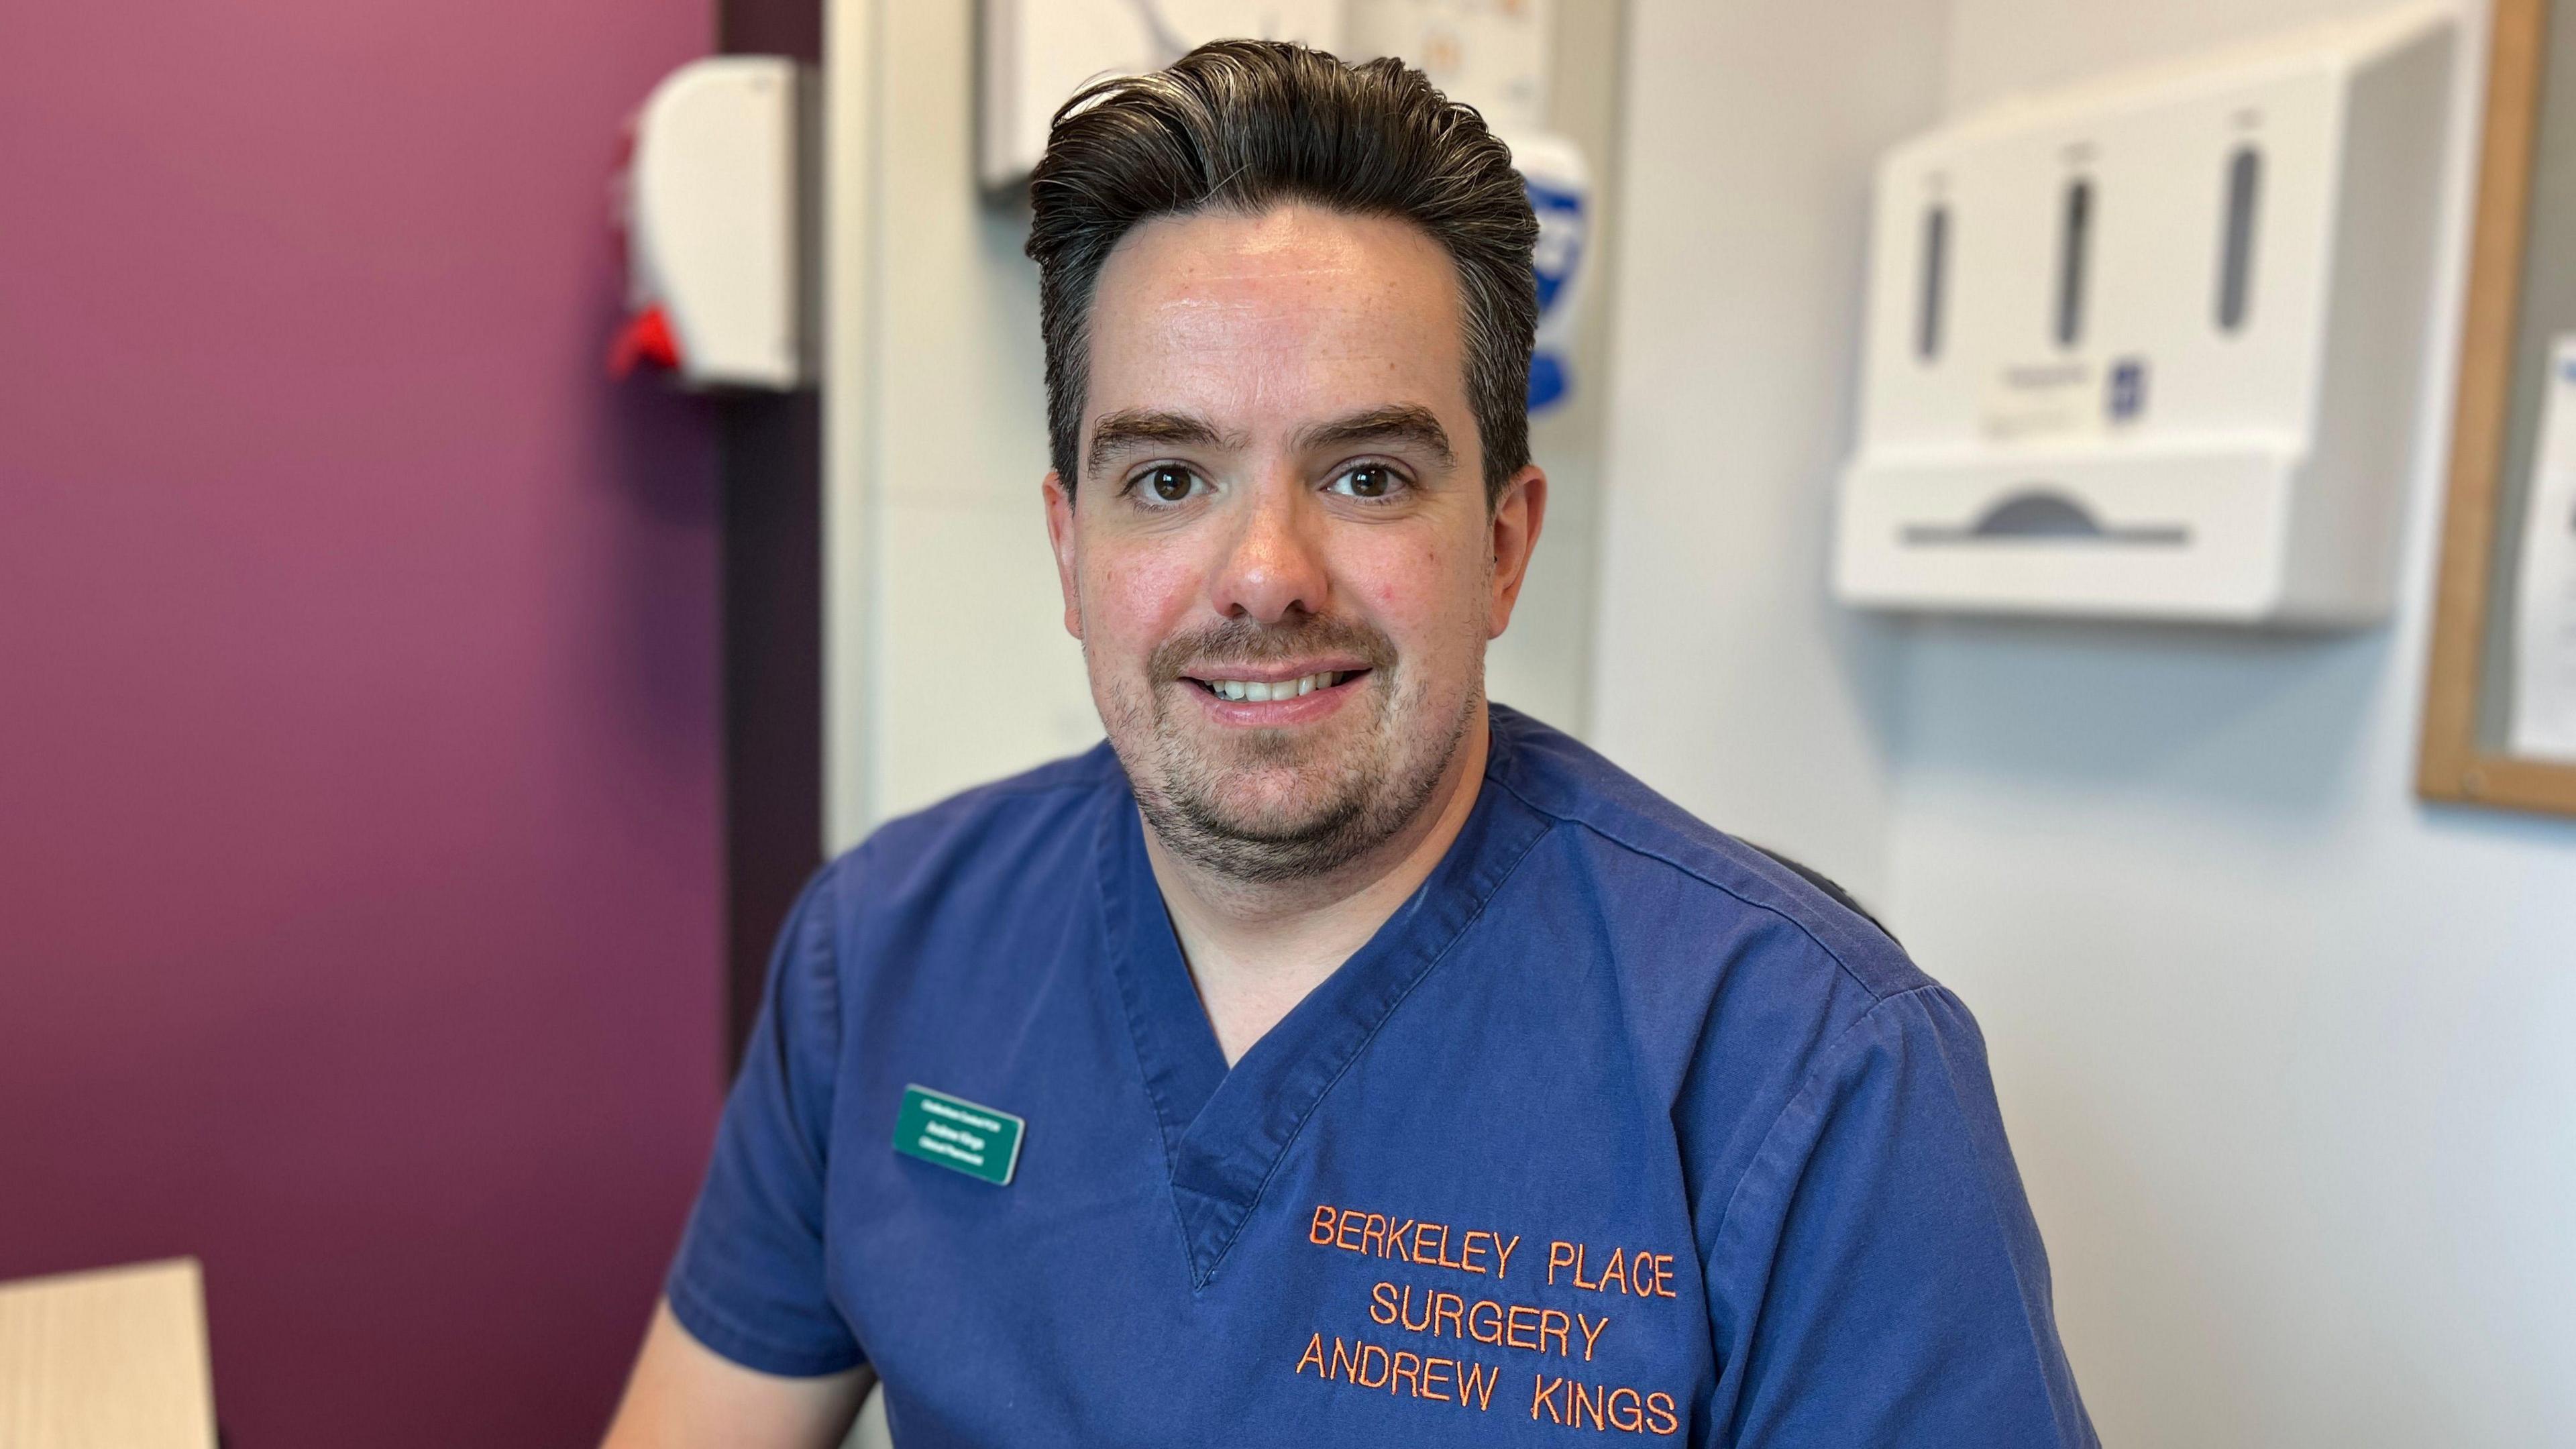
(2419, 0), (2576, 815)
(0, 1258), (217, 1449)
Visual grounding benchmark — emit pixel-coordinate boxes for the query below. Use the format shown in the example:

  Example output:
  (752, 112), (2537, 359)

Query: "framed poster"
(2420, 0), (2576, 816)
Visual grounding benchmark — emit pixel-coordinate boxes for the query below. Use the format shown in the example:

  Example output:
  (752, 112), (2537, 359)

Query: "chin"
(1195, 767), (1345, 832)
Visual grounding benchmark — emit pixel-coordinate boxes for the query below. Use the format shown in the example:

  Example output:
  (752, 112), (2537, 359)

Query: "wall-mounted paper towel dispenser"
(1833, 5), (2455, 626)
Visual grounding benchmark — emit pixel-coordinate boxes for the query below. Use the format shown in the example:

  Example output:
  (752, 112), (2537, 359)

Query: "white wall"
(1587, 0), (1951, 904)
(825, 0), (1096, 845)
(1486, 0), (1631, 741)
(1595, 0), (2576, 1443)
(1892, 2), (2576, 1442)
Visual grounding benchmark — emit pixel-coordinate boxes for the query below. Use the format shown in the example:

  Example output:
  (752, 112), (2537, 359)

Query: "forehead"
(1083, 205), (1468, 431)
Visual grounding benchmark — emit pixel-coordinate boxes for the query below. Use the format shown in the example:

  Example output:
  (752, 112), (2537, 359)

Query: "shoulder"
(1483, 704), (1925, 1008)
(1481, 710), (2010, 1260)
(814, 742), (1125, 934)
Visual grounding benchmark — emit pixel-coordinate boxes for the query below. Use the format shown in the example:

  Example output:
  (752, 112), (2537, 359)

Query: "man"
(605, 41), (2094, 1448)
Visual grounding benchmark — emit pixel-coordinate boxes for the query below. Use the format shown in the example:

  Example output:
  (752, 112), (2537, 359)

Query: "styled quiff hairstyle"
(1026, 40), (1538, 505)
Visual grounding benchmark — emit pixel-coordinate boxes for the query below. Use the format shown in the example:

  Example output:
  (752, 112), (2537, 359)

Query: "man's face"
(1044, 204), (1544, 883)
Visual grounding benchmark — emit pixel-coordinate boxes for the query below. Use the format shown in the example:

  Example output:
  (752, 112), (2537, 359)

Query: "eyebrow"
(1085, 409), (1244, 478)
(1081, 403), (1458, 480)
(1294, 405), (1454, 466)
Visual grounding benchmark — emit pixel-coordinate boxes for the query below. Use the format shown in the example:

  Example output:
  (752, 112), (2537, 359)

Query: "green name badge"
(893, 1084), (1024, 1187)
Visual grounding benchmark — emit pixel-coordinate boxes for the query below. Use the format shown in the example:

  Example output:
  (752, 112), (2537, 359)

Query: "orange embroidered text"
(1310, 1204), (1521, 1279)
(1367, 1281), (1612, 1362)
(1293, 1332), (1503, 1411)
(1544, 1240), (1680, 1299)
(1531, 1375), (1681, 1436)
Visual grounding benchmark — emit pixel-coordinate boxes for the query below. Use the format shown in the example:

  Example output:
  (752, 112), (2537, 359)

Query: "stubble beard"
(1093, 616), (1478, 887)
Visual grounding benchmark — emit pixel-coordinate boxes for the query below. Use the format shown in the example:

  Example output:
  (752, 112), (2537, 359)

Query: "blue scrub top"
(667, 706), (2095, 1446)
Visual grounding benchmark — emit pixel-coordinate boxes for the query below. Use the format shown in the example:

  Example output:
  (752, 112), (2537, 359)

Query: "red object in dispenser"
(608, 305), (680, 378)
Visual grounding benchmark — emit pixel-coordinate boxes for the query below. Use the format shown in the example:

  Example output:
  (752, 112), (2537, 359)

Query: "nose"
(1208, 464), (1330, 625)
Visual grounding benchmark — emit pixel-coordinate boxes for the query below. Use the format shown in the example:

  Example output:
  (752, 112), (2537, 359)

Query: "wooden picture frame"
(2418, 0), (2576, 814)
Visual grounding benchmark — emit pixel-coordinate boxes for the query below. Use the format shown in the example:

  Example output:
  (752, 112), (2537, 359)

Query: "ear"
(1042, 470), (1083, 641)
(1485, 464), (1548, 639)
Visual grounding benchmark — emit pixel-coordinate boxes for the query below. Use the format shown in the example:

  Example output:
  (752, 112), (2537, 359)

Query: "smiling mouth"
(1183, 669), (1370, 702)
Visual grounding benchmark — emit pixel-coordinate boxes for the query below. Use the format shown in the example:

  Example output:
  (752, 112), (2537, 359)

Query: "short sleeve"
(1705, 985), (2096, 1447)
(663, 867), (865, 1377)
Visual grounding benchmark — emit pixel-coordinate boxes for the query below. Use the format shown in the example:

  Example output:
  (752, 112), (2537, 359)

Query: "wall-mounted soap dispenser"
(611, 56), (806, 391)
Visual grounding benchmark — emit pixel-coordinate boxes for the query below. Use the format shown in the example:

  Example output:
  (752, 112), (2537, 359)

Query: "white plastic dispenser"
(1832, 7), (2455, 626)
(613, 56), (806, 391)
(978, 0), (1346, 190)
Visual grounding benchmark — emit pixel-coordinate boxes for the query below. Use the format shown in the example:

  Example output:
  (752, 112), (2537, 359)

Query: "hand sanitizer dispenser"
(611, 56), (806, 391)
(1833, 5), (2454, 626)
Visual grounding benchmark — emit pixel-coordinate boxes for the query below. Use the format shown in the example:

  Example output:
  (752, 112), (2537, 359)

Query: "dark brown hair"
(1025, 40), (1538, 505)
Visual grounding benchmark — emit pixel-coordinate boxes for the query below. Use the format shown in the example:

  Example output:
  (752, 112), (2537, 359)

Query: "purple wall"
(0, 3), (726, 1445)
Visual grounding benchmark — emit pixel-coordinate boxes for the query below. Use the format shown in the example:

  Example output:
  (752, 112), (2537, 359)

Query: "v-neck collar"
(1095, 726), (1551, 1289)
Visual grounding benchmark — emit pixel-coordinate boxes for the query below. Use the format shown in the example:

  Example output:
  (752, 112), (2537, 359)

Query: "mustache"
(1147, 614), (1397, 684)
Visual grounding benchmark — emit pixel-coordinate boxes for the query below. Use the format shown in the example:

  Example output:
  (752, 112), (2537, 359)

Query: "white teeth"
(1207, 671), (1346, 701)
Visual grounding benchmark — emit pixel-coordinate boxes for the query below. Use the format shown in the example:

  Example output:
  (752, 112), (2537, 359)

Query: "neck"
(1143, 702), (1493, 1065)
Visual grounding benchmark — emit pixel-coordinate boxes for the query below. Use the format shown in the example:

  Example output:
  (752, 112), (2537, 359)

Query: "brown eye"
(1333, 464), (1398, 499)
(1146, 466), (1195, 502)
